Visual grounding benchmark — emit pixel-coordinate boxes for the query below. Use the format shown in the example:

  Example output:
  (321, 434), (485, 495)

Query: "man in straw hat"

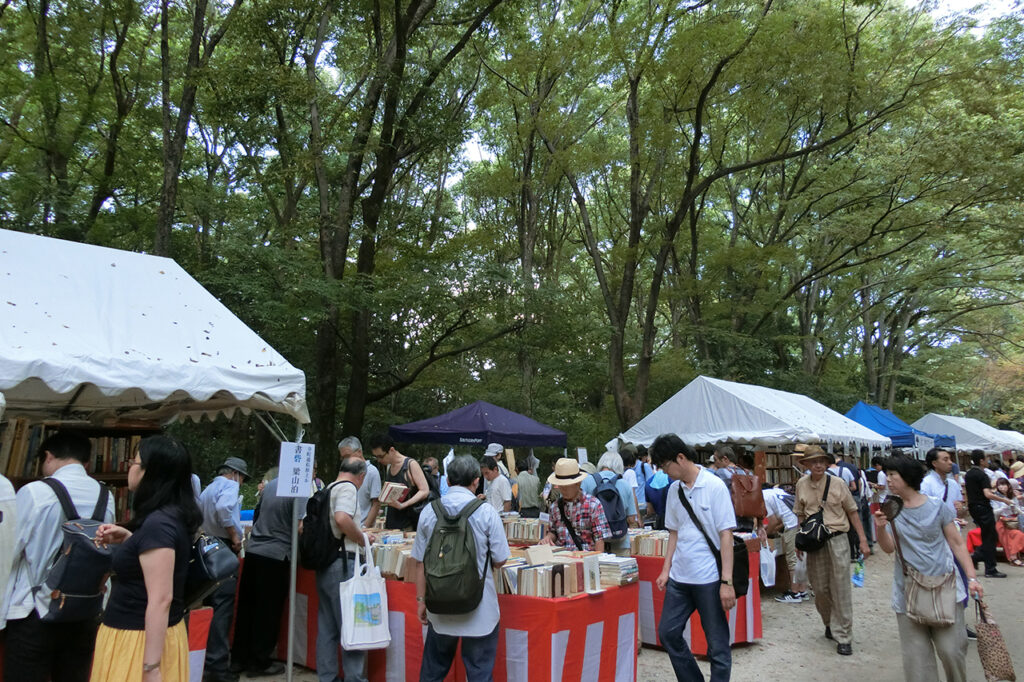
(538, 458), (611, 552)
(794, 446), (870, 656)
(199, 456), (250, 681)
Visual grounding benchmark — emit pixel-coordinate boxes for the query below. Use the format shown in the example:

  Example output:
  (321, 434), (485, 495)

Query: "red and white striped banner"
(188, 607), (213, 682)
(635, 549), (762, 652)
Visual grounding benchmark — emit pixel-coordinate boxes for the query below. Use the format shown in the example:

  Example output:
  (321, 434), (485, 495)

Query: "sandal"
(1011, 558), (1024, 567)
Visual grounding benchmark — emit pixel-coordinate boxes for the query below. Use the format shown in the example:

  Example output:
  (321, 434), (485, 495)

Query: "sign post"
(277, 441), (315, 682)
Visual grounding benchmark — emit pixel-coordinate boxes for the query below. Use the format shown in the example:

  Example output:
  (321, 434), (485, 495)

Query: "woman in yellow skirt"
(90, 436), (202, 682)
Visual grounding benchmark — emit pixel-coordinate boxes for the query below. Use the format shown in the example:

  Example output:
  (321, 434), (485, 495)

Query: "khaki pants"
(778, 526), (798, 578)
(806, 533), (853, 644)
(896, 607), (967, 682)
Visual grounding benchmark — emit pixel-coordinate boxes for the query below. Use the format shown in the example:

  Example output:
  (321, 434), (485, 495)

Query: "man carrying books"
(538, 458), (611, 552)
(650, 434), (737, 682)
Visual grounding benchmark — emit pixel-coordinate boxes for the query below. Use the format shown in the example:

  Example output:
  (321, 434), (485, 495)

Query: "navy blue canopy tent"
(389, 400), (567, 447)
(845, 401), (955, 449)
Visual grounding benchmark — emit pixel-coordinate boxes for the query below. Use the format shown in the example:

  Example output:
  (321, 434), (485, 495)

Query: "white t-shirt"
(876, 471), (888, 496)
(919, 470), (962, 513)
(762, 488), (798, 530)
(484, 475), (512, 512)
(623, 468), (639, 491)
(664, 467), (737, 584)
(329, 480), (361, 553)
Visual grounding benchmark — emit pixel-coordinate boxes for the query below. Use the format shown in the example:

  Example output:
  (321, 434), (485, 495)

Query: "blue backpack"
(590, 473), (628, 539)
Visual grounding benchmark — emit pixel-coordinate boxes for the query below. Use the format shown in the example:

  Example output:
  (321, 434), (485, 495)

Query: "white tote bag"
(759, 542), (777, 588)
(339, 536), (391, 650)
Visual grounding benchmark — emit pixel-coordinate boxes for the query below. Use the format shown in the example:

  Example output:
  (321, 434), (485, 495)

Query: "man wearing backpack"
(412, 455), (510, 682)
(1, 431), (115, 682)
(315, 456), (371, 682)
(581, 451), (638, 554)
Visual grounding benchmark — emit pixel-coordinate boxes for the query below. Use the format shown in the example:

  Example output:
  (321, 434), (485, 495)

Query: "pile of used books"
(494, 545), (638, 598)
(370, 530), (417, 581)
(379, 481), (409, 505)
(628, 528), (670, 557)
(503, 516), (549, 544)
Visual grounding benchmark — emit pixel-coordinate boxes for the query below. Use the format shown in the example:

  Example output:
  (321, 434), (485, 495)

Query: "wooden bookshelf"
(0, 417), (160, 521)
(754, 450), (799, 487)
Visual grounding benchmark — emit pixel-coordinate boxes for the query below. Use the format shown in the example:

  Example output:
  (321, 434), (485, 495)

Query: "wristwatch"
(720, 578), (733, 586)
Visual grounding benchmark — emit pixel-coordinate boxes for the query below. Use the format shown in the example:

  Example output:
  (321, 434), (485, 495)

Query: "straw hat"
(798, 446), (834, 466)
(547, 458), (589, 486)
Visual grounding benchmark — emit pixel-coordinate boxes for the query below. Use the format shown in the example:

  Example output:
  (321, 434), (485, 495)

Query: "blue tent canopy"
(844, 401), (955, 449)
(389, 400), (567, 447)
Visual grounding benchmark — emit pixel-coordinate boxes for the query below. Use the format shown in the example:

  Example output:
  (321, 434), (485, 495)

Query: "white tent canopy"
(999, 430), (1024, 453)
(910, 414), (1011, 455)
(618, 375), (890, 451)
(0, 229), (308, 424)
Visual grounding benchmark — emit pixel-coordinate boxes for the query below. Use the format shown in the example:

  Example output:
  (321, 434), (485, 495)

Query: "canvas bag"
(423, 498), (488, 614)
(890, 520), (956, 626)
(340, 535), (391, 650)
(731, 471), (767, 519)
(37, 478), (111, 622)
(795, 475), (834, 552)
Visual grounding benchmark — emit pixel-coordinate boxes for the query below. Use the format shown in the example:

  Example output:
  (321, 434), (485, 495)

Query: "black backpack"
(38, 478), (112, 622)
(299, 480), (353, 570)
(590, 473), (629, 539)
(423, 498), (488, 614)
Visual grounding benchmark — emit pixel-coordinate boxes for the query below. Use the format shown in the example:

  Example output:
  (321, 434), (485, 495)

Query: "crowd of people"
(1, 425), (1022, 682)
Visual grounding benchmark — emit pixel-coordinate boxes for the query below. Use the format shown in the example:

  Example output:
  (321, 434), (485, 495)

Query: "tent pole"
(286, 420), (304, 682)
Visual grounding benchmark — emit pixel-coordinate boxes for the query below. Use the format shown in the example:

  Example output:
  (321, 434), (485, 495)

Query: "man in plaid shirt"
(539, 459), (611, 551)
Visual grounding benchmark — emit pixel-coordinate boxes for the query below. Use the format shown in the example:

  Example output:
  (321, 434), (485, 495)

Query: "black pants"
(3, 611), (98, 682)
(969, 502), (999, 572)
(231, 552), (290, 671)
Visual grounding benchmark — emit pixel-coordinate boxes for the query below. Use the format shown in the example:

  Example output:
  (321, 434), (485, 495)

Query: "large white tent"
(618, 375), (890, 451)
(999, 430), (1024, 453)
(0, 229), (308, 424)
(910, 414), (1012, 455)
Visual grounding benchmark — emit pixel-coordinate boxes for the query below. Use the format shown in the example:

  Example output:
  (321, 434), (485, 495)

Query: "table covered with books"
(631, 530), (762, 652)
(270, 520), (640, 681)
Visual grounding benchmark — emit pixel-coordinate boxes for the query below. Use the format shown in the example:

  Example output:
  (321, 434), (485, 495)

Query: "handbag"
(676, 485), (749, 597)
(890, 517), (956, 625)
(795, 475), (834, 552)
(976, 599), (1017, 682)
(184, 534), (239, 607)
(731, 471), (767, 519)
(340, 535), (391, 650)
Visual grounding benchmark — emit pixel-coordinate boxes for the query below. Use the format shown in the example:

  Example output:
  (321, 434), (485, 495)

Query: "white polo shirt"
(920, 470), (962, 514)
(664, 467), (737, 584)
(763, 488), (798, 530)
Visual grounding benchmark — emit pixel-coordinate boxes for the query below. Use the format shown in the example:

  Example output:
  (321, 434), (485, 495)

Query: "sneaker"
(985, 570), (1008, 578)
(775, 591), (803, 604)
(247, 662), (286, 677)
(966, 627), (978, 641)
(798, 590), (812, 601)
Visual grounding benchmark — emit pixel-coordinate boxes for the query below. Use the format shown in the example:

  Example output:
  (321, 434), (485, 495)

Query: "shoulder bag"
(890, 518), (956, 626)
(795, 475), (834, 552)
(730, 471), (767, 519)
(676, 485), (749, 597)
(185, 533), (239, 608)
(557, 498), (584, 550)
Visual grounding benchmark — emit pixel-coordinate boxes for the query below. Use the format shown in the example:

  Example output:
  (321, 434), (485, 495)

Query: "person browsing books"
(338, 436), (381, 528)
(538, 458), (611, 552)
(367, 434), (430, 531)
(480, 457), (512, 513)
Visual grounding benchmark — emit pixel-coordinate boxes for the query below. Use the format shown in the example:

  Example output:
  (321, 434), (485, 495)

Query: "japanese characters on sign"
(278, 442), (315, 498)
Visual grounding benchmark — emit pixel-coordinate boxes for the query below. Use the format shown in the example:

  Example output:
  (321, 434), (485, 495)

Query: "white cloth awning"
(618, 375), (890, 450)
(910, 414), (1011, 455)
(0, 229), (308, 424)
(999, 430), (1024, 453)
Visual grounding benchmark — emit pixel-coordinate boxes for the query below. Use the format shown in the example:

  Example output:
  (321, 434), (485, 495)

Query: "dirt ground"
(269, 547), (1024, 681)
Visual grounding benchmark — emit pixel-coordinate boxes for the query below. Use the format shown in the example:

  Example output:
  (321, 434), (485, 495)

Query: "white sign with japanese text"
(278, 442), (315, 498)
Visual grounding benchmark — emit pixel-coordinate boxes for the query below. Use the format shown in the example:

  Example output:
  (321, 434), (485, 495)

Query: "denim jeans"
(203, 573), (238, 675)
(419, 623), (499, 682)
(658, 579), (731, 682)
(316, 553), (367, 682)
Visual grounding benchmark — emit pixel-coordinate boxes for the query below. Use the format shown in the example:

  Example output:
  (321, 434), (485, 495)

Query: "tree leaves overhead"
(1, 0), (1022, 458)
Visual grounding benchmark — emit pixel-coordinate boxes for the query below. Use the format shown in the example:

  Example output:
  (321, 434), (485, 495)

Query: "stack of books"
(372, 541), (415, 580)
(504, 516), (549, 544)
(629, 529), (669, 557)
(599, 556), (639, 587)
(379, 481), (409, 504)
